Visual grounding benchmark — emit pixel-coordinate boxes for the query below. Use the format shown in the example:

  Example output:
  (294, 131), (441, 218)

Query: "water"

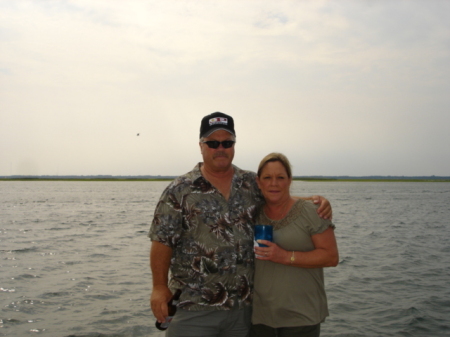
(1, 181), (449, 337)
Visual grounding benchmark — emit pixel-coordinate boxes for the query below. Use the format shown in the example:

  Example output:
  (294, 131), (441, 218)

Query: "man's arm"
(150, 241), (173, 323)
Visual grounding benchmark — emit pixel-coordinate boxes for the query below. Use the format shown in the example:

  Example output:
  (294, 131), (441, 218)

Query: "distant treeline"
(292, 176), (450, 182)
(0, 175), (176, 181)
(1, 175), (450, 182)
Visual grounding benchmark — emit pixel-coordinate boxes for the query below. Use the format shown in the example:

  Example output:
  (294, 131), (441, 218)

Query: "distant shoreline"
(294, 178), (450, 182)
(1, 176), (450, 182)
(0, 178), (175, 182)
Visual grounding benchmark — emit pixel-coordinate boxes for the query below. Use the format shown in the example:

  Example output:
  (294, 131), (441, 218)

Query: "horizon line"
(1, 174), (450, 179)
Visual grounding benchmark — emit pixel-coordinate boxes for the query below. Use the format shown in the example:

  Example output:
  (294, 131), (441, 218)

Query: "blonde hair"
(257, 152), (292, 178)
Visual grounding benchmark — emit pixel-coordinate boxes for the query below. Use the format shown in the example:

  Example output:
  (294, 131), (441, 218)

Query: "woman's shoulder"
(292, 199), (334, 233)
(301, 199), (320, 211)
(291, 198), (318, 214)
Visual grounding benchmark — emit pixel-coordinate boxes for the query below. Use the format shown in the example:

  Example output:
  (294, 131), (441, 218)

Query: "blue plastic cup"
(254, 225), (273, 247)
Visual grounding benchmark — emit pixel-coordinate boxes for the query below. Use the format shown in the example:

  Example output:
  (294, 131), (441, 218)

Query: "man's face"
(200, 129), (235, 172)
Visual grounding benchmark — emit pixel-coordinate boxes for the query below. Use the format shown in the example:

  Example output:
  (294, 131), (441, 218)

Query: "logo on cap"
(209, 117), (228, 126)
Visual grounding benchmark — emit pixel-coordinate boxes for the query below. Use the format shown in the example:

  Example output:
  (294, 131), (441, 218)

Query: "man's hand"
(312, 195), (332, 220)
(150, 241), (173, 322)
(151, 285), (173, 323)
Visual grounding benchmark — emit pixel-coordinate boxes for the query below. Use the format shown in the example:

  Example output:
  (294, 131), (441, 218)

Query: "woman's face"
(256, 161), (292, 204)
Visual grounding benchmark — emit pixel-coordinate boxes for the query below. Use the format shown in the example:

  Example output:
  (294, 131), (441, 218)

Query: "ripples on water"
(1, 181), (449, 337)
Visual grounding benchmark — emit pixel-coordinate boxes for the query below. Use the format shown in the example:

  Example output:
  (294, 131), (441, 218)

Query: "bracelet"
(290, 251), (295, 265)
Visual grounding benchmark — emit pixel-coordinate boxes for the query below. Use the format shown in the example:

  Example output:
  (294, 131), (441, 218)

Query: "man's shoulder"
(175, 166), (199, 181)
(233, 165), (257, 180)
(162, 164), (202, 192)
(233, 165), (260, 197)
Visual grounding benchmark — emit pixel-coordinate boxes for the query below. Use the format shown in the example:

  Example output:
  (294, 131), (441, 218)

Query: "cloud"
(1, 0), (449, 176)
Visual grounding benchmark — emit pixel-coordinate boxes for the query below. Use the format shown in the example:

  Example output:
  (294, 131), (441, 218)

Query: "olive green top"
(252, 199), (334, 327)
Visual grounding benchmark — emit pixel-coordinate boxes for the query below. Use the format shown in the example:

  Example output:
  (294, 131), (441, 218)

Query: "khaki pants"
(166, 306), (252, 337)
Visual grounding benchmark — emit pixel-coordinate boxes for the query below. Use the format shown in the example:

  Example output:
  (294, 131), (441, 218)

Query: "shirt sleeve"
(302, 201), (335, 236)
(148, 183), (184, 248)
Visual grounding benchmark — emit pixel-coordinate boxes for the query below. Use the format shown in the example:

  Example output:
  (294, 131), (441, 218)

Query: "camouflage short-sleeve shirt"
(149, 163), (263, 311)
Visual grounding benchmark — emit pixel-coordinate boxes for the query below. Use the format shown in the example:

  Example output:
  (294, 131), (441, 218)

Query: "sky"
(1, 0), (450, 177)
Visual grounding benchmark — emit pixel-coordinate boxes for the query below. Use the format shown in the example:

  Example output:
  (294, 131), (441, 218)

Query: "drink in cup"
(254, 224), (273, 247)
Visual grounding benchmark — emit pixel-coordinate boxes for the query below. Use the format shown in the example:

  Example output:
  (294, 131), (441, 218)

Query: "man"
(149, 112), (331, 337)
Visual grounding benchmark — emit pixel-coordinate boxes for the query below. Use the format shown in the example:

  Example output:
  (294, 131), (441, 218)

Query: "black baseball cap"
(200, 112), (236, 138)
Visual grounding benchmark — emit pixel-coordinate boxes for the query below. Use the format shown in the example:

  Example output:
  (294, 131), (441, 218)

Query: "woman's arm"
(255, 226), (339, 268)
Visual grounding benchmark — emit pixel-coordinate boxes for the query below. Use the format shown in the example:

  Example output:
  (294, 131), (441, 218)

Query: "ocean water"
(1, 180), (449, 337)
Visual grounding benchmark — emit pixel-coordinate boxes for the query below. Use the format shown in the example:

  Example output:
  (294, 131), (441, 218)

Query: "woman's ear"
(256, 176), (261, 189)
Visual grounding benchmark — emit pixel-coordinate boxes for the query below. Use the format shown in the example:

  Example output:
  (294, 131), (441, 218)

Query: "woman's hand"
(254, 240), (289, 264)
(254, 226), (339, 268)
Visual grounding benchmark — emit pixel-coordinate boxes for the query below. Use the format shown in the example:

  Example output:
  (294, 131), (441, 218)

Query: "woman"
(251, 153), (339, 337)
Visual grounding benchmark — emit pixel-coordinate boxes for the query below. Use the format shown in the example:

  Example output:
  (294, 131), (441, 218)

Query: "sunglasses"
(201, 140), (235, 149)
